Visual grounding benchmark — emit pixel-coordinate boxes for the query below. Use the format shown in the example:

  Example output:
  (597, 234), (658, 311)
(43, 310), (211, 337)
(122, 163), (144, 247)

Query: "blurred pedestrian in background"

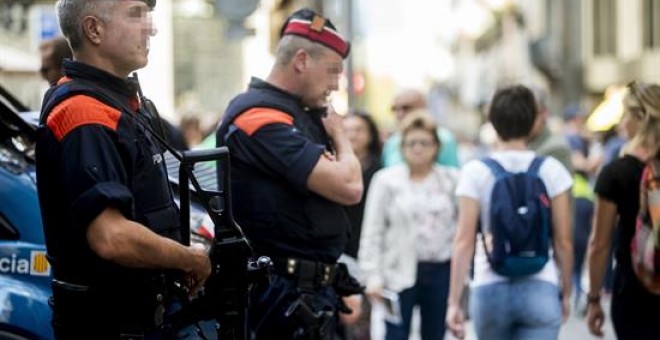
(360, 111), (458, 340)
(342, 110), (382, 259)
(382, 89), (460, 168)
(180, 115), (204, 148)
(39, 36), (72, 86)
(563, 103), (595, 311)
(447, 85), (573, 340)
(337, 110), (382, 340)
(586, 82), (660, 339)
(585, 86), (631, 298)
(528, 86), (573, 172)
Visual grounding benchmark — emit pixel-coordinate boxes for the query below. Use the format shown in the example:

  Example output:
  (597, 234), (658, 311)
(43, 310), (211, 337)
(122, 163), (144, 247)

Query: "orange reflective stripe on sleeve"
(233, 107), (294, 136)
(47, 95), (121, 142)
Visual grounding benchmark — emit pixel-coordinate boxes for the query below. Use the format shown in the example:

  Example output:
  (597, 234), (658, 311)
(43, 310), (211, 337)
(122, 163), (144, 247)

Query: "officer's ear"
(81, 16), (104, 46)
(292, 49), (308, 74)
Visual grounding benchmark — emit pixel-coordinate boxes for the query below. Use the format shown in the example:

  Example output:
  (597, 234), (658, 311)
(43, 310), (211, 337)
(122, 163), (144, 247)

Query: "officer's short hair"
(56, 0), (156, 51)
(488, 85), (538, 141)
(56, 0), (110, 51)
(274, 35), (327, 66)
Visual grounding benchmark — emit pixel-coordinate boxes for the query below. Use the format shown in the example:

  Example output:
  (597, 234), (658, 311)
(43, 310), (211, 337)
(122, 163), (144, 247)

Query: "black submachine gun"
(169, 147), (272, 339)
(130, 73), (271, 339)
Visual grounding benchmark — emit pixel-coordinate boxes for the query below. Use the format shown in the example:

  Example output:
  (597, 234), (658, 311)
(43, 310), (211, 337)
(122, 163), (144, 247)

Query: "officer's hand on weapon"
(184, 244), (212, 298)
(338, 295), (362, 326)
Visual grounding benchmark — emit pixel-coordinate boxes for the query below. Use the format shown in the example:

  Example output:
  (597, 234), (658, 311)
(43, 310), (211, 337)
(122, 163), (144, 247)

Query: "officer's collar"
(249, 77), (302, 102)
(248, 77), (328, 117)
(62, 59), (138, 100)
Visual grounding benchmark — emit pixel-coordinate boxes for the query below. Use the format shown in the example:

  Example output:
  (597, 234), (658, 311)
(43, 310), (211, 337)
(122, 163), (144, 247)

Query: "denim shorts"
(470, 279), (562, 340)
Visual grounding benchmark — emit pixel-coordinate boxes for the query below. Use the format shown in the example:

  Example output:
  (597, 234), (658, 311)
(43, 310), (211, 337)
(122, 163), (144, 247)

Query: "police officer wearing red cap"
(216, 8), (363, 339)
(36, 1), (211, 338)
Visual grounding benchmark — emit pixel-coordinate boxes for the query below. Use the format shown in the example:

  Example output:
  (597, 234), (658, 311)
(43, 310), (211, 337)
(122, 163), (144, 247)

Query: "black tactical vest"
(38, 78), (181, 287)
(216, 79), (350, 263)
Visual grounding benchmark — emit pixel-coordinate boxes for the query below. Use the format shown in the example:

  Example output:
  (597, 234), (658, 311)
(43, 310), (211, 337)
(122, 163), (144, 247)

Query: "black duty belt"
(272, 257), (337, 288)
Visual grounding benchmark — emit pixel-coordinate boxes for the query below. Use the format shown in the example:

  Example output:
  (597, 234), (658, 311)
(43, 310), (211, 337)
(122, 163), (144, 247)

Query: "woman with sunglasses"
(359, 111), (458, 340)
(586, 82), (660, 339)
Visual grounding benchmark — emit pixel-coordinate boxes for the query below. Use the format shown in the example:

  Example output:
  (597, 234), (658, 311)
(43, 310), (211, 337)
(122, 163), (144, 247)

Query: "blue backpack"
(479, 157), (552, 277)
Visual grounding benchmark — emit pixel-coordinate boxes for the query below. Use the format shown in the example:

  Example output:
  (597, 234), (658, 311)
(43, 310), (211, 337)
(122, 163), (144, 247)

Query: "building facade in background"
(1, 0), (658, 132)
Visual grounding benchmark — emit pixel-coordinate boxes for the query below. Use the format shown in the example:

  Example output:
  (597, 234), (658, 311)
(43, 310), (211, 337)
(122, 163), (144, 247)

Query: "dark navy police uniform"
(36, 60), (181, 339)
(216, 77), (352, 339)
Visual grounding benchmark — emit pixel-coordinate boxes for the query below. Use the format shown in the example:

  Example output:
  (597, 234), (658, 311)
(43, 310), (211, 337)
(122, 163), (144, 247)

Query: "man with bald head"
(36, 1), (210, 338)
(391, 89), (427, 122)
(382, 88), (460, 168)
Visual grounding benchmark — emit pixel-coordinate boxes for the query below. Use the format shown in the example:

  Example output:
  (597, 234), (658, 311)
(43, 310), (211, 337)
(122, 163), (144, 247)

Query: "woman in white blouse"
(359, 112), (458, 340)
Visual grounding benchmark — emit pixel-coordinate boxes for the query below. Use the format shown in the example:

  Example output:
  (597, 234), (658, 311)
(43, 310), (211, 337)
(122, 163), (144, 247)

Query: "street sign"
(30, 4), (61, 50)
(39, 6), (58, 41)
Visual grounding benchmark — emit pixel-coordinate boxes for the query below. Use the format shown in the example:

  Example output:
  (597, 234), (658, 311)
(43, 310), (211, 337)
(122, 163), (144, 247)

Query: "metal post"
(346, 0), (355, 109)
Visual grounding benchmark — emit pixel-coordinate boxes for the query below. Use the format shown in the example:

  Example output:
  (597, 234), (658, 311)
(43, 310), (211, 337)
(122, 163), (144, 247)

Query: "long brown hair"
(626, 82), (660, 158)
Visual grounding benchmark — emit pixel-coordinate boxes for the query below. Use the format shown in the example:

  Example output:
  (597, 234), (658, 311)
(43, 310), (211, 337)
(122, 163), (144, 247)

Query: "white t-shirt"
(455, 150), (573, 287)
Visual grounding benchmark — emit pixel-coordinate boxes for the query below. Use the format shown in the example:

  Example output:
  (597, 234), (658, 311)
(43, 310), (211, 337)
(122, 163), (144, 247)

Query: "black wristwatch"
(586, 293), (601, 304)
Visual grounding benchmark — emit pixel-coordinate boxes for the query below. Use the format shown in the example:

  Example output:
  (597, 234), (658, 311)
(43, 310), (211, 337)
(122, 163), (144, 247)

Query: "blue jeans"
(470, 279), (561, 340)
(385, 261), (450, 340)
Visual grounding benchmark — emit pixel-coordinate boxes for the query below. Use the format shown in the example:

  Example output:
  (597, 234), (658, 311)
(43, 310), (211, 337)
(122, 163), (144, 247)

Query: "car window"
(0, 213), (19, 240)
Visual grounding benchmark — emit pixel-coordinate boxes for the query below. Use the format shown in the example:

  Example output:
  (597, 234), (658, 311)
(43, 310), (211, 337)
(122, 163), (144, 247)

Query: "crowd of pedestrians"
(33, 2), (660, 339)
(339, 82), (660, 340)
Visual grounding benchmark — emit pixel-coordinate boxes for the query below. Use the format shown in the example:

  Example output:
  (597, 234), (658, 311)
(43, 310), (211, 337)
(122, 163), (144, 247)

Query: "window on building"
(593, 0), (617, 56)
(643, 0), (660, 49)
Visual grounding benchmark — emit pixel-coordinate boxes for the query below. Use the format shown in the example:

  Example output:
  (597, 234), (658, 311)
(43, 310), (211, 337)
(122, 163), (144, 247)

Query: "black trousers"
(611, 267), (660, 340)
(50, 283), (174, 340)
(248, 274), (339, 339)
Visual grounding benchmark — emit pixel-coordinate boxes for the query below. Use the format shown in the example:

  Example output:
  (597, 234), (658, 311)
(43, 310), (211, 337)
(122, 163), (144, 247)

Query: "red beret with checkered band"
(280, 8), (350, 59)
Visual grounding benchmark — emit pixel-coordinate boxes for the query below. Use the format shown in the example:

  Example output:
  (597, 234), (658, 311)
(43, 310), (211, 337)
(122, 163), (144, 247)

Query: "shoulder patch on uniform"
(233, 107), (294, 136)
(47, 94), (121, 141)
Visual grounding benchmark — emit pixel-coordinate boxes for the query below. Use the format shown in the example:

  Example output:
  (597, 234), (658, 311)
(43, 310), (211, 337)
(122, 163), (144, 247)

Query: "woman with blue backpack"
(586, 82), (660, 339)
(446, 85), (573, 340)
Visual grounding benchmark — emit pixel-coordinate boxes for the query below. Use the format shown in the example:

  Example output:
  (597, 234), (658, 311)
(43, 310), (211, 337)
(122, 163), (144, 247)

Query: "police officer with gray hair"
(36, 1), (211, 338)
